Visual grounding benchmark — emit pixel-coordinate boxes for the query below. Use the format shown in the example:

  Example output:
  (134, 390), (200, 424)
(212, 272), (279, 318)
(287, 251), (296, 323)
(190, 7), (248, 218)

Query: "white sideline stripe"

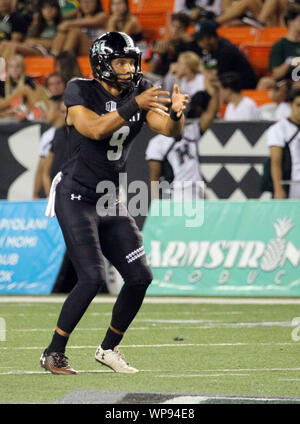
(1, 368), (300, 376)
(2, 296), (300, 304)
(3, 325), (249, 332)
(0, 342), (297, 351)
(9, 322), (293, 332)
(136, 319), (293, 328)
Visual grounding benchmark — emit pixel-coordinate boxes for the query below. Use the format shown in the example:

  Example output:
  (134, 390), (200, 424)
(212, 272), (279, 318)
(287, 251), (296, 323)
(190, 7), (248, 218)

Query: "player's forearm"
(85, 110), (127, 140)
(164, 112), (185, 137)
(271, 160), (283, 192)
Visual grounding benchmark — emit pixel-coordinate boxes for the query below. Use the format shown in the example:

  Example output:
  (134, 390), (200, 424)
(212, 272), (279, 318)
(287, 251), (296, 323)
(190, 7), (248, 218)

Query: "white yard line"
(1, 296), (300, 304)
(0, 342), (297, 350)
(0, 369), (167, 376)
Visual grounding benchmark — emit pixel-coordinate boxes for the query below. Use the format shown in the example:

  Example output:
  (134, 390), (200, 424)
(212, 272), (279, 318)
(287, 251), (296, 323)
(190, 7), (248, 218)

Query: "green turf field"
(1, 296), (300, 403)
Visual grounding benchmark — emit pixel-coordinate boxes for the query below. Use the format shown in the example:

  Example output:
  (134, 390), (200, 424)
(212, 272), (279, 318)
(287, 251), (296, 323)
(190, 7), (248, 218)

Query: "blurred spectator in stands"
(106, 0), (142, 42)
(257, 0), (289, 27)
(176, 0), (289, 27)
(11, 0), (38, 27)
(0, 0), (62, 60)
(212, 0), (264, 28)
(269, 5), (300, 82)
(146, 78), (219, 200)
(33, 93), (66, 199)
(258, 79), (292, 120)
(42, 71), (66, 120)
(174, 0), (224, 20)
(0, 60), (65, 121)
(220, 71), (259, 120)
(183, 20), (258, 89)
(54, 51), (83, 84)
(267, 89), (300, 199)
(0, 54), (37, 118)
(0, 0), (29, 43)
(145, 12), (192, 78)
(26, 71), (66, 121)
(163, 51), (205, 96)
(0, 54), (35, 98)
(51, 0), (106, 56)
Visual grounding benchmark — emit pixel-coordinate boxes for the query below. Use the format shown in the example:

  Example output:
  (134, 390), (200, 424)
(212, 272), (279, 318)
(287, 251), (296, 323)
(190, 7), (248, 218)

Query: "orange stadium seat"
(241, 89), (273, 106)
(77, 56), (92, 77)
(24, 57), (55, 84)
(258, 27), (287, 43)
(217, 26), (259, 46)
(240, 43), (272, 76)
(101, 0), (174, 13)
(135, 12), (169, 41)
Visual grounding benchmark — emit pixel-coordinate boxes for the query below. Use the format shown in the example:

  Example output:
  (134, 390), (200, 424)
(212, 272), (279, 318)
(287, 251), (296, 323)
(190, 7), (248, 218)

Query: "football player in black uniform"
(40, 31), (188, 375)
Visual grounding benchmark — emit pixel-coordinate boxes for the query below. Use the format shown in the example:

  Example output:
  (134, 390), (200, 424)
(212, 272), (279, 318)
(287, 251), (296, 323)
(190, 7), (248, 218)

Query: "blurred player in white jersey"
(146, 78), (219, 200)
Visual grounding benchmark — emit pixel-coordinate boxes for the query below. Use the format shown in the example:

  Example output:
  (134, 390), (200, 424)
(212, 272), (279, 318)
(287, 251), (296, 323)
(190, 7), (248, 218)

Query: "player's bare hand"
(135, 86), (171, 112)
(171, 84), (189, 118)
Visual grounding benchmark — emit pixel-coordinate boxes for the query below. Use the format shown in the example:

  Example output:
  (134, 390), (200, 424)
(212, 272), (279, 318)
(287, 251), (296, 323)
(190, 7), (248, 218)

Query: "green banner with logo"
(143, 200), (300, 296)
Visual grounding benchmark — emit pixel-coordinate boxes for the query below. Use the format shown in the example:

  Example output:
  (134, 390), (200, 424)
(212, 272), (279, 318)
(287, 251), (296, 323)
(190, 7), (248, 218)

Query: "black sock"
(101, 328), (123, 351)
(47, 330), (69, 354)
(101, 284), (148, 350)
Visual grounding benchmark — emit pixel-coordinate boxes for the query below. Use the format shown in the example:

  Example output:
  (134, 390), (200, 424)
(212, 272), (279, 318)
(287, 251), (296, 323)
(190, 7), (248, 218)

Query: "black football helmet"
(89, 32), (142, 91)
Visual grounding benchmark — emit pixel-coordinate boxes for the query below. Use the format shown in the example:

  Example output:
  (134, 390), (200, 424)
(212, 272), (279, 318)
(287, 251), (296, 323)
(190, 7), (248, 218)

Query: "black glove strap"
(117, 98), (140, 121)
(170, 109), (182, 121)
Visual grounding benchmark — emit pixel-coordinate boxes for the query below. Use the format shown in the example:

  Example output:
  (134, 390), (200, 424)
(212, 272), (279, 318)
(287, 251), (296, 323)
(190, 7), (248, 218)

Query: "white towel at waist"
(45, 171), (63, 217)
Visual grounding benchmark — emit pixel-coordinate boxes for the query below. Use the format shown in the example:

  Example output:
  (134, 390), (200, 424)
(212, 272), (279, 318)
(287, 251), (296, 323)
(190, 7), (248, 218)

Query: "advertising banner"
(143, 200), (300, 296)
(0, 201), (65, 294)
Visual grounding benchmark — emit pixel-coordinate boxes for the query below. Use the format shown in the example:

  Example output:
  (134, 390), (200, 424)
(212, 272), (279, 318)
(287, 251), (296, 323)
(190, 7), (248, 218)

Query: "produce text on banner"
(143, 200), (300, 297)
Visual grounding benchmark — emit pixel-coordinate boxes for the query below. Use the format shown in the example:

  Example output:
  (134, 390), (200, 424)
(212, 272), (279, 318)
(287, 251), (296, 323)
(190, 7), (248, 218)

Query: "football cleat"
(95, 345), (139, 373)
(40, 350), (77, 375)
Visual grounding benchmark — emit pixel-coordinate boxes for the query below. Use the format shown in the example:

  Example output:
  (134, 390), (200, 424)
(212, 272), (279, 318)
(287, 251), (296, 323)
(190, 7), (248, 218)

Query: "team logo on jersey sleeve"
(105, 101), (117, 112)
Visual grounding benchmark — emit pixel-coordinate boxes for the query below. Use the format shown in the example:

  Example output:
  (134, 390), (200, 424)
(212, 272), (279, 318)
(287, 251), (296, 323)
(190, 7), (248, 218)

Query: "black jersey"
(62, 77), (152, 191)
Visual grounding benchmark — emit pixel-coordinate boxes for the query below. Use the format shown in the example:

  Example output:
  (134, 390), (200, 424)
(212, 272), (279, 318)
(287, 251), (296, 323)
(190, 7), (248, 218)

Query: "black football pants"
(54, 176), (153, 334)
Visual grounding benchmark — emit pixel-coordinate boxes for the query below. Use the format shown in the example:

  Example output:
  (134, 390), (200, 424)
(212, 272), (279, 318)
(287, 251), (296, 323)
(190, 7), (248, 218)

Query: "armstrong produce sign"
(143, 200), (300, 296)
